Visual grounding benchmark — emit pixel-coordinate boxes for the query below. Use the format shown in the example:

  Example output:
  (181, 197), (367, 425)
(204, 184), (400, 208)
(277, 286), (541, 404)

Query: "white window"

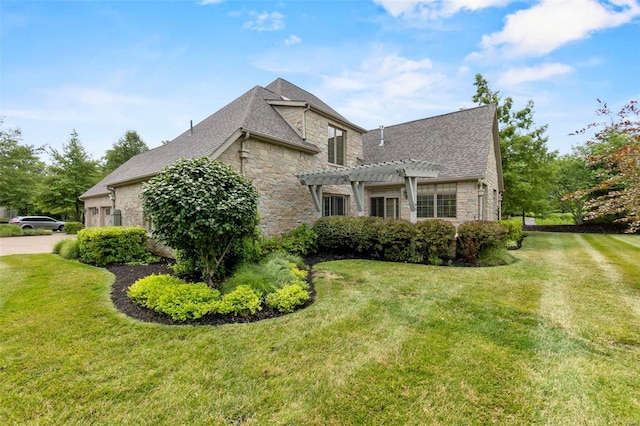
(328, 125), (346, 166)
(417, 183), (457, 219)
(370, 191), (400, 219)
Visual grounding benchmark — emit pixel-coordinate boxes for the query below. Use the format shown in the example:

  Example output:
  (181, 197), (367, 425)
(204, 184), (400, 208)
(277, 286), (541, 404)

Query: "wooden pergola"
(297, 160), (441, 223)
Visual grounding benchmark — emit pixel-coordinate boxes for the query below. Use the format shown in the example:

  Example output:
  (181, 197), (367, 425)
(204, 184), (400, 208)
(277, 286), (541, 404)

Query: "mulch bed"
(108, 258), (319, 326)
(110, 223), (633, 326)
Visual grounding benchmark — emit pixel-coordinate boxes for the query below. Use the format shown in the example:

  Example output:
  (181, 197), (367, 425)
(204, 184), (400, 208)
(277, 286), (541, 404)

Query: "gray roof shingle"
(363, 104), (498, 182)
(81, 79), (329, 198)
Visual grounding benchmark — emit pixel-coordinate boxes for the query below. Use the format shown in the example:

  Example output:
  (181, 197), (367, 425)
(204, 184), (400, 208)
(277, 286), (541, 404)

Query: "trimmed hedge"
(260, 224), (318, 256)
(414, 219), (456, 265)
(456, 220), (508, 263)
(314, 216), (457, 265)
(499, 219), (524, 249)
(63, 222), (84, 234)
(77, 227), (154, 266)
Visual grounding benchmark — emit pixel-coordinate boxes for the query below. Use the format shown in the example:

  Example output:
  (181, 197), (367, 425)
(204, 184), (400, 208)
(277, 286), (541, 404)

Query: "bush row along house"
(80, 78), (503, 236)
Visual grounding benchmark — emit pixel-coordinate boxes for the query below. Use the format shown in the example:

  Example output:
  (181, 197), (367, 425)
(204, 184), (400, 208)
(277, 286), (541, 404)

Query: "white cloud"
(199, 0), (224, 5)
(498, 63), (574, 85)
(242, 11), (284, 31)
(373, 0), (512, 19)
(284, 34), (301, 46)
(478, 0), (640, 58)
(317, 52), (461, 127)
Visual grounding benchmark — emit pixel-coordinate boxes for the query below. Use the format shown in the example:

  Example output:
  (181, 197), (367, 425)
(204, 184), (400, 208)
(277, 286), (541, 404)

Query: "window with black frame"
(323, 195), (347, 216)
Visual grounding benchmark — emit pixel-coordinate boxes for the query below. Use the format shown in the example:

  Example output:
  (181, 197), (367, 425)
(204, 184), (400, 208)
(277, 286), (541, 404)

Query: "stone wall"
(82, 195), (112, 228)
(115, 182), (147, 228)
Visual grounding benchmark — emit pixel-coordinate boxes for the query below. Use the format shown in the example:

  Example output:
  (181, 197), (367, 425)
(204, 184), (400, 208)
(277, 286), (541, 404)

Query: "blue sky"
(2, 0), (639, 160)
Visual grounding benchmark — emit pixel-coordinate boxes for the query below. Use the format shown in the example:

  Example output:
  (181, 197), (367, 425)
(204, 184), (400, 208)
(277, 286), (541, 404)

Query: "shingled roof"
(363, 104), (501, 186)
(81, 79), (341, 199)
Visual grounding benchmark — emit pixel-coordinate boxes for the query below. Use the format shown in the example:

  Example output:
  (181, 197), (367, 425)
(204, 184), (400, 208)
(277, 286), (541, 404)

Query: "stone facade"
(80, 90), (501, 236)
(83, 106), (364, 237)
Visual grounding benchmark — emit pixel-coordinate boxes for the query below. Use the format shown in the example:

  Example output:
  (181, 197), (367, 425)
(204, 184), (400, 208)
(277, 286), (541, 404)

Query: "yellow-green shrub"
(128, 274), (220, 321)
(265, 284), (310, 313)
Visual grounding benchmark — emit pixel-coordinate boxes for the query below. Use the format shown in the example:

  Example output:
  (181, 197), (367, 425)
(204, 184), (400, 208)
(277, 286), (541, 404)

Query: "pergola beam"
(297, 160), (441, 223)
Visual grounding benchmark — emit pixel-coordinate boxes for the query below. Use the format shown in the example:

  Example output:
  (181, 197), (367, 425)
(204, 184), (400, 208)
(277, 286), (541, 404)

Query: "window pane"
(328, 137), (335, 164)
(324, 196), (347, 216)
(336, 132), (344, 166)
(417, 195), (434, 218)
(437, 193), (456, 218)
(370, 197), (384, 218)
(386, 198), (399, 219)
(335, 197), (345, 215)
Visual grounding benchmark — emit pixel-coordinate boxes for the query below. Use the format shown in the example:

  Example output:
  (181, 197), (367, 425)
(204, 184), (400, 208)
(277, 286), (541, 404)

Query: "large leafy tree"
(0, 124), (45, 215)
(142, 158), (259, 287)
(570, 100), (640, 232)
(472, 74), (556, 218)
(103, 130), (148, 174)
(550, 152), (595, 224)
(38, 130), (101, 221)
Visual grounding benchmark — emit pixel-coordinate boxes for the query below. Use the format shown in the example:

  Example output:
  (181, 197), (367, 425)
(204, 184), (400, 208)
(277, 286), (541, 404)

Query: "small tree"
(103, 130), (148, 174)
(570, 100), (639, 232)
(0, 123), (45, 214)
(472, 74), (557, 219)
(142, 158), (259, 287)
(38, 130), (100, 221)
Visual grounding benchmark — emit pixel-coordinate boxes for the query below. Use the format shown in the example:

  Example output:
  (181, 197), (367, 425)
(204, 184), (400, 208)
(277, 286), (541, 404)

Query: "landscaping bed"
(108, 259), (316, 326)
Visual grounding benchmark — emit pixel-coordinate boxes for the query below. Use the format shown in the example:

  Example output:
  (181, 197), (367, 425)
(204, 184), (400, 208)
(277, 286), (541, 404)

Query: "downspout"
(107, 186), (116, 226)
(107, 187), (116, 211)
(302, 104), (310, 140)
(239, 130), (251, 174)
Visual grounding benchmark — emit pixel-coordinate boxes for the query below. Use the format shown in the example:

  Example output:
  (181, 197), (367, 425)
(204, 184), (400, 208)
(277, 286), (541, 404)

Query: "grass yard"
(1, 232), (639, 425)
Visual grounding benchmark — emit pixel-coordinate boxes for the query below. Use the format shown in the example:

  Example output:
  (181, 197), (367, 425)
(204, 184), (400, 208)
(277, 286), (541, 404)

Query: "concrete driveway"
(0, 233), (76, 256)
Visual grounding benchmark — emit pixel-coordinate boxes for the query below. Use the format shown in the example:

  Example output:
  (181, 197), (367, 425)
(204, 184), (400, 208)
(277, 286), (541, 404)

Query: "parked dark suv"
(9, 216), (66, 231)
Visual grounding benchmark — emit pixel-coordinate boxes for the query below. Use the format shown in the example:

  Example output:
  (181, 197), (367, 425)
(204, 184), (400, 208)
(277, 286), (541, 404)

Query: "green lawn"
(1, 232), (639, 425)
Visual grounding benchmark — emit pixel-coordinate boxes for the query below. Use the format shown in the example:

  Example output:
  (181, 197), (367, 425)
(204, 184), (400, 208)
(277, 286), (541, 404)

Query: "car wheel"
(58, 225), (64, 232)
(22, 225), (33, 229)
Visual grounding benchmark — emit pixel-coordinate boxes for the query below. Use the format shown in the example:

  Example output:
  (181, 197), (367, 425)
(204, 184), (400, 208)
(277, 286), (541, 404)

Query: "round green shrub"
(266, 284), (310, 313)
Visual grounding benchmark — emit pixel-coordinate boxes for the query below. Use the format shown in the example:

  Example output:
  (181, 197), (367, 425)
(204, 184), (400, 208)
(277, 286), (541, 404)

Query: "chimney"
(190, 120), (193, 135)
(379, 125), (384, 146)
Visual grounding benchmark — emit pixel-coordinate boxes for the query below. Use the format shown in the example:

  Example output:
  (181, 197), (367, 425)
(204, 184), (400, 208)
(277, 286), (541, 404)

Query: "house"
(80, 78), (503, 236)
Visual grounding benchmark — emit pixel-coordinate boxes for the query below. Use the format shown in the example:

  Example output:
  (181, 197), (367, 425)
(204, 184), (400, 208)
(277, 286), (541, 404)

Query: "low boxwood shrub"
(457, 220), (508, 263)
(63, 222), (84, 234)
(266, 283), (310, 313)
(77, 227), (154, 266)
(128, 274), (220, 321)
(217, 285), (262, 316)
(413, 219), (456, 265)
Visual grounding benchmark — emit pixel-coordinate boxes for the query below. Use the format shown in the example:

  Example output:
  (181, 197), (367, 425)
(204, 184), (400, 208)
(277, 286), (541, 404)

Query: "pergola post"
(404, 176), (418, 223)
(350, 181), (365, 216)
(308, 184), (323, 218)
